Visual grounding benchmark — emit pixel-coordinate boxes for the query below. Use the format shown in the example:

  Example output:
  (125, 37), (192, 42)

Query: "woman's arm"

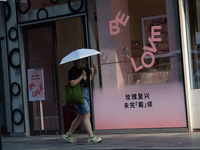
(70, 70), (86, 87)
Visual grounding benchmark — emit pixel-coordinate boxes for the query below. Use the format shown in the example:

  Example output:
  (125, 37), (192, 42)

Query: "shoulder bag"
(65, 68), (84, 105)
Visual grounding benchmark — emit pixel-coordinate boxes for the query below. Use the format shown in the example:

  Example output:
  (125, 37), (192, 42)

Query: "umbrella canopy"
(60, 48), (100, 65)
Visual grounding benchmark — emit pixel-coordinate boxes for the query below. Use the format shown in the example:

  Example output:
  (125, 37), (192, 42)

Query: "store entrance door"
(23, 16), (87, 135)
(55, 16), (87, 133)
(23, 22), (60, 135)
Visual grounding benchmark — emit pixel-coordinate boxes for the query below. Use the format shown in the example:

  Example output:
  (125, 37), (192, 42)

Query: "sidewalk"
(2, 132), (200, 150)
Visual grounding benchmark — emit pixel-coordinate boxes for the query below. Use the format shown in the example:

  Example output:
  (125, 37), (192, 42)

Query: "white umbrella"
(60, 48), (100, 65)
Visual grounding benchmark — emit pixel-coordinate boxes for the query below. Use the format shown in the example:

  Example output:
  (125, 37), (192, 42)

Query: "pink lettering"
(143, 37), (157, 53)
(109, 20), (120, 35)
(129, 26), (161, 72)
(141, 52), (155, 68)
(109, 11), (130, 35)
(130, 58), (143, 72)
(115, 11), (130, 26)
(151, 26), (162, 42)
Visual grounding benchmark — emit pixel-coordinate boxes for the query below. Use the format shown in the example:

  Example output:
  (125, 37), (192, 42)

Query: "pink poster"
(28, 69), (45, 101)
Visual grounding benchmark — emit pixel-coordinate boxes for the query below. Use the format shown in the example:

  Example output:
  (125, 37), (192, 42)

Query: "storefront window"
(186, 0), (200, 89)
(93, 0), (187, 130)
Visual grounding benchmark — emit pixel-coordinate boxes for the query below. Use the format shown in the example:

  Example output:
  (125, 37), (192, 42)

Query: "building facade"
(0, 0), (199, 136)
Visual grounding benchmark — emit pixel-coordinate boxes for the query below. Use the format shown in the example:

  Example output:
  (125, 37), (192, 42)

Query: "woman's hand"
(81, 70), (87, 80)
(93, 64), (97, 70)
(92, 64), (97, 75)
(90, 65), (98, 80)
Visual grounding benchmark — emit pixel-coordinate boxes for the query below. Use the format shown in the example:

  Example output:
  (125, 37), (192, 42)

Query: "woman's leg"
(83, 112), (94, 138)
(65, 114), (84, 135)
(83, 112), (102, 143)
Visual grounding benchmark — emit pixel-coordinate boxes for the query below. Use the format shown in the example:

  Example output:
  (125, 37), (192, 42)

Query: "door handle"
(51, 61), (59, 103)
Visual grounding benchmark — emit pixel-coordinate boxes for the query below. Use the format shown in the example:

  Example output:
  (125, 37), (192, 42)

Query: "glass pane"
(56, 17), (85, 131)
(187, 0), (200, 89)
(93, 0), (187, 129)
(27, 26), (59, 130)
